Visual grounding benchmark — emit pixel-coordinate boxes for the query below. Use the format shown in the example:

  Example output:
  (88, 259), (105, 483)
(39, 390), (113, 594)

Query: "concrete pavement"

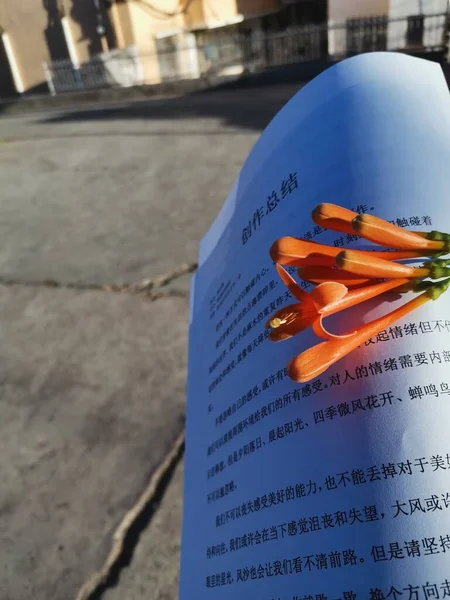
(0, 84), (301, 285)
(0, 286), (187, 600)
(102, 461), (184, 600)
(0, 83), (302, 599)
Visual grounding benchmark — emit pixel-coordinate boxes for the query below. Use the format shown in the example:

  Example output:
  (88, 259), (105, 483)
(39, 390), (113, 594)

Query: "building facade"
(387, 0), (447, 50)
(328, 0), (389, 55)
(1, 0), (447, 97)
(0, 0), (328, 96)
(328, 0), (448, 56)
(0, 0), (116, 96)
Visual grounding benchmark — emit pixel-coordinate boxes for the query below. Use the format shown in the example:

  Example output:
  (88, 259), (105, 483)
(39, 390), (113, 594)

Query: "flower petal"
(288, 291), (432, 382)
(297, 253), (342, 267)
(275, 264), (315, 305)
(267, 305), (318, 342)
(265, 303), (302, 329)
(270, 238), (337, 266)
(312, 315), (356, 340)
(298, 265), (373, 288)
(310, 281), (348, 310)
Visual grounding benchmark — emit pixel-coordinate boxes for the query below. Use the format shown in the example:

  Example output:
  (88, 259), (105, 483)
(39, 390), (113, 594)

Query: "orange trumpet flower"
(312, 203), (359, 235)
(266, 264), (410, 342)
(336, 251), (450, 280)
(312, 203), (449, 253)
(352, 213), (447, 252)
(297, 265), (373, 288)
(288, 280), (450, 383)
(270, 237), (426, 268)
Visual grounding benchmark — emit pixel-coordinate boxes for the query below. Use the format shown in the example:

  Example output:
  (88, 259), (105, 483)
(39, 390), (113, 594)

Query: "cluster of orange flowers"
(267, 204), (450, 383)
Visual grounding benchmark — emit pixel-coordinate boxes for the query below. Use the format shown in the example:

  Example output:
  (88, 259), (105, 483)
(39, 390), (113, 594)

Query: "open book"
(180, 53), (450, 598)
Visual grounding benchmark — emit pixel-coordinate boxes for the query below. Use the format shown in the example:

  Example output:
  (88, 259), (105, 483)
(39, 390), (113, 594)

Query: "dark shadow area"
(43, 0), (70, 61)
(69, 0), (115, 56)
(87, 439), (185, 600)
(37, 51), (449, 131)
(38, 81), (303, 131)
(25, 81), (51, 95)
(0, 37), (17, 99)
(37, 60), (333, 131)
(256, 0), (327, 29)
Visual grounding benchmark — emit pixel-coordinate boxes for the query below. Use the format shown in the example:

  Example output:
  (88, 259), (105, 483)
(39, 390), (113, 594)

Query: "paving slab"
(102, 459), (184, 600)
(0, 285), (188, 600)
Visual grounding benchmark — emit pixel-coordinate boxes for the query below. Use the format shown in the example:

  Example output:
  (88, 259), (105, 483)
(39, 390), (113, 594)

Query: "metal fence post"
(43, 62), (56, 96)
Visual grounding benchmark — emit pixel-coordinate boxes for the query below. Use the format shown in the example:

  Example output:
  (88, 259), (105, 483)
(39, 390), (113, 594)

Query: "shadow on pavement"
(38, 83), (305, 132)
(34, 53), (450, 132)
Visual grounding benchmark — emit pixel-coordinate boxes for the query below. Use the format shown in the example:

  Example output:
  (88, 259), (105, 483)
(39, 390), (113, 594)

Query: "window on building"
(406, 15), (424, 47)
(346, 16), (387, 55)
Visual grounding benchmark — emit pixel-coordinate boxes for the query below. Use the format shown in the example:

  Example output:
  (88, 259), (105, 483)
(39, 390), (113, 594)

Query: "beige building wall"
(183, 0), (206, 29)
(110, 1), (135, 48)
(0, 0), (284, 93)
(0, 0), (69, 91)
(328, 0), (389, 22)
(328, 0), (390, 55)
(201, 0), (240, 25)
(0, 0), (119, 92)
(184, 0), (278, 29)
(125, 0), (184, 83)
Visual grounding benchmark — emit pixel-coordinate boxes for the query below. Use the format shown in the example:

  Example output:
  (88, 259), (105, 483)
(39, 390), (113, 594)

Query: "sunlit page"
(180, 53), (450, 599)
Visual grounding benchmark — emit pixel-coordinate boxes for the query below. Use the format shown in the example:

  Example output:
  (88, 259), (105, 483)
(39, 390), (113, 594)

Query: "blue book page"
(180, 53), (450, 599)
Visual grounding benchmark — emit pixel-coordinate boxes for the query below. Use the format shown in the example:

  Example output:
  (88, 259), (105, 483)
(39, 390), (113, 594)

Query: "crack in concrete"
(0, 262), (197, 299)
(0, 264), (192, 596)
(75, 431), (185, 600)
